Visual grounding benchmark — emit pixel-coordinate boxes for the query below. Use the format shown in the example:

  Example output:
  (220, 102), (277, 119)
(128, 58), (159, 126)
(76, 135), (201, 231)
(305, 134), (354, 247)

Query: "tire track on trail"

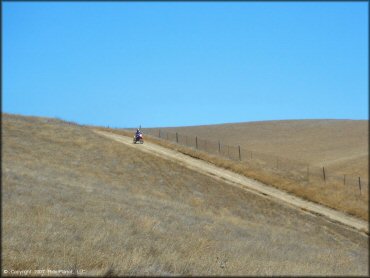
(93, 129), (368, 235)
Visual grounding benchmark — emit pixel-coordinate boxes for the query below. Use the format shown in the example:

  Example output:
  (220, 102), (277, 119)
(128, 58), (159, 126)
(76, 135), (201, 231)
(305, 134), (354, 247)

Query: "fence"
(142, 129), (368, 194)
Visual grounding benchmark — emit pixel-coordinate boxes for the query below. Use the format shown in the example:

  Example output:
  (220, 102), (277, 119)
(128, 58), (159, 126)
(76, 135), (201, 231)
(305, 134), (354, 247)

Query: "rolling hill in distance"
(145, 119), (368, 178)
(2, 113), (368, 275)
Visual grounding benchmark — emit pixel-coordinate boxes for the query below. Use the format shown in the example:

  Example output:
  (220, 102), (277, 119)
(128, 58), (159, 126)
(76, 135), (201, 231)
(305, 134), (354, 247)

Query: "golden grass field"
(148, 119), (368, 179)
(2, 114), (369, 276)
(105, 126), (369, 222)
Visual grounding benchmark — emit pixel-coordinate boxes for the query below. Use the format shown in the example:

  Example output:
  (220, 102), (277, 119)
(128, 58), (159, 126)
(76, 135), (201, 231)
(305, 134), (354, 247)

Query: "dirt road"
(93, 130), (368, 234)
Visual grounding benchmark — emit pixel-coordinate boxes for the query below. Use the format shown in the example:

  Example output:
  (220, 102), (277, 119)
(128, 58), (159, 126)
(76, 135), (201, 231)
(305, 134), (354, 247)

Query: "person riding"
(135, 128), (142, 138)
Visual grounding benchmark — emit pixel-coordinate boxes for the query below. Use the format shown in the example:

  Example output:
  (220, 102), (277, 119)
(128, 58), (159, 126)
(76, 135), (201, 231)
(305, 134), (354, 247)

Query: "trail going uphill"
(93, 129), (368, 234)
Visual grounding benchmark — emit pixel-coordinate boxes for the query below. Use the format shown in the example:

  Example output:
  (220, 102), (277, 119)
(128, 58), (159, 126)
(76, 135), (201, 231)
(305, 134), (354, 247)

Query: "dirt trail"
(93, 130), (368, 234)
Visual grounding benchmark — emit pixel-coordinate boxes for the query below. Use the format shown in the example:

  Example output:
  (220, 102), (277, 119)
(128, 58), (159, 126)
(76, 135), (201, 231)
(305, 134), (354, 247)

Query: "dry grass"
(2, 113), (368, 276)
(149, 119), (368, 178)
(99, 127), (369, 221)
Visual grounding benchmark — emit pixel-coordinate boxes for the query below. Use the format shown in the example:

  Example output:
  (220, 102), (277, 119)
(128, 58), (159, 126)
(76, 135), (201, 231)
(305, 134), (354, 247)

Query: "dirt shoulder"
(93, 130), (368, 235)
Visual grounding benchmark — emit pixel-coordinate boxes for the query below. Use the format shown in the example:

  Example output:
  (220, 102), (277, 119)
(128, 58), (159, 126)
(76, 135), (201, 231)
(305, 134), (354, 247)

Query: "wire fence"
(142, 129), (368, 194)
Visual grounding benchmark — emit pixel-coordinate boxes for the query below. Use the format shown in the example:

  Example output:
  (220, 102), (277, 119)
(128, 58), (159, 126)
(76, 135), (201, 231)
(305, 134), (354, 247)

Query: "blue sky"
(3, 2), (368, 128)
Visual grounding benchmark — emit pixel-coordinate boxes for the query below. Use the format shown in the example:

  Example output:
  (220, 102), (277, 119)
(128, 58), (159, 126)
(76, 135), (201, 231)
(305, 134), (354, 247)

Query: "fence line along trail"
(93, 129), (368, 234)
(148, 129), (368, 189)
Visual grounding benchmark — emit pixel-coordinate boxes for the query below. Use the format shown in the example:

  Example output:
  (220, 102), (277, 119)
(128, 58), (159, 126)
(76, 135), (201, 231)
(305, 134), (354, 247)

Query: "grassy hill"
(2, 114), (368, 275)
(147, 119), (368, 178)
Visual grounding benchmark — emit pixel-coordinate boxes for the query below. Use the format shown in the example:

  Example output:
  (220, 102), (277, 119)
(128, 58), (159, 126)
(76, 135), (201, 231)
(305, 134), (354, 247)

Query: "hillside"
(2, 114), (368, 276)
(146, 119), (368, 178)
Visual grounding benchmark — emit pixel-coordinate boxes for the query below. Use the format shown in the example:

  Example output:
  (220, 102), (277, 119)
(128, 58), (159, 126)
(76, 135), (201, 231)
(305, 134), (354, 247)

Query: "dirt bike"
(133, 133), (144, 144)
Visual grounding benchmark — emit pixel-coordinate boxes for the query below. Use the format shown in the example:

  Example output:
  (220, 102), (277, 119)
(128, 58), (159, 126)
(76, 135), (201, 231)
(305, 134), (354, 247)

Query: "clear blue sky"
(3, 2), (368, 128)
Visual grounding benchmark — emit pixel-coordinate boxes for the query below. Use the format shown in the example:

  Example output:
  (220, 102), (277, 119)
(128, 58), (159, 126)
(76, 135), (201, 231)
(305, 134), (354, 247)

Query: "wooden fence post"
(359, 177), (361, 194)
(176, 132), (178, 143)
(227, 145), (230, 158)
(343, 174), (346, 185)
(159, 129), (161, 138)
(166, 133), (168, 140)
(238, 145), (241, 161)
(323, 167), (326, 182)
(218, 141), (221, 154)
(196, 136), (198, 149)
(276, 157), (279, 169)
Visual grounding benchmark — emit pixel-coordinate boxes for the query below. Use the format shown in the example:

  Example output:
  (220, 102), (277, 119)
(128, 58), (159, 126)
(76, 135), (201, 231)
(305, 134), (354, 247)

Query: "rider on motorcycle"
(134, 128), (143, 144)
(135, 129), (143, 140)
(135, 129), (142, 137)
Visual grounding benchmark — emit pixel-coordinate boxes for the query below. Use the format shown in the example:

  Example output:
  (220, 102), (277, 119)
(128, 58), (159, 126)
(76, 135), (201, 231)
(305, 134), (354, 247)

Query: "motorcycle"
(133, 133), (144, 144)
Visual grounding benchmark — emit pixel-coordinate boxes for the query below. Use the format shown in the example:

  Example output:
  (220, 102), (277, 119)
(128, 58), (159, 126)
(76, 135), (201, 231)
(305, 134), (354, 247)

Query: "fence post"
(238, 145), (241, 161)
(186, 135), (188, 146)
(343, 174), (346, 185)
(322, 167), (326, 182)
(359, 177), (361, 194)
(276, 157), (279, 169)
(176, 132), (178, 143)
(166, 133), (168, 140)
(218, 141), (221, 154)
(159, 129), (161, 138)
(227, 145), (230, 158)
(196, 136), (198, 149)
